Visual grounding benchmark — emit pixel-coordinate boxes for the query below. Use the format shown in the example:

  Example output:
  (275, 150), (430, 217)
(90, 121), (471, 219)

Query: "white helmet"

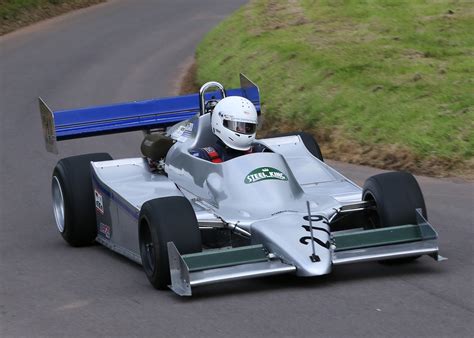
(211, 96), (258, 151)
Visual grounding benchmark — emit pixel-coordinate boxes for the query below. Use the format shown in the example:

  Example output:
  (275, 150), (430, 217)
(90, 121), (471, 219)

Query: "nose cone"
(251, 213), (332, 276)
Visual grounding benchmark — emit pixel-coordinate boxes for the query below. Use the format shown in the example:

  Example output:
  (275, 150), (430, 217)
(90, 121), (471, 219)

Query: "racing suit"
(189, 140), (268, 163)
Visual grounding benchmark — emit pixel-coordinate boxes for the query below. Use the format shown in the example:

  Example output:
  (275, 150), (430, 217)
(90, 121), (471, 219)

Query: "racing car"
(39, 74), (444, 296)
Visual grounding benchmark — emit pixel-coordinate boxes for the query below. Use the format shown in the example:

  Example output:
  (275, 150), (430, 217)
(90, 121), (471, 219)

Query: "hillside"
(194, 0), (473, 177)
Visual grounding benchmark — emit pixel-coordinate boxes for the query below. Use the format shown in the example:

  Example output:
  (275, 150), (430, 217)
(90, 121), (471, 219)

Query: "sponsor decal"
(94, 189), (104, 214)
(99, 222), (112, 239)
(171, 122), (193, 142)
(271, 210), (299, 216)
(244, 167), (288, 184)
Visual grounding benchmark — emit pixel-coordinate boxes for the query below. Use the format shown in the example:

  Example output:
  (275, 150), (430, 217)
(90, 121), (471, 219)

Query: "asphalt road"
(1, 0), (473, 336)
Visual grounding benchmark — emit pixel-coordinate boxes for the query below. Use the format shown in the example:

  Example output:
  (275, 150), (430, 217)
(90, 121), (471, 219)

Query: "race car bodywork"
(41, 74), (444, 296)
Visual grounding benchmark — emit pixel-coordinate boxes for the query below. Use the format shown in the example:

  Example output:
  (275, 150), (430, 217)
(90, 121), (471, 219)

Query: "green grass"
(0, 0), (64, 20)
(0, 0), (104, 35)
(196, 0), (474, 161)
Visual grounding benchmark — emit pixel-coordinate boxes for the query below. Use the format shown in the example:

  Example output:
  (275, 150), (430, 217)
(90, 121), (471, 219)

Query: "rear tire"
(139, 196), (202, 289)
(362, 171), (426, 263)
(52, 153), (113, 247)
(270, 131), (323, 161)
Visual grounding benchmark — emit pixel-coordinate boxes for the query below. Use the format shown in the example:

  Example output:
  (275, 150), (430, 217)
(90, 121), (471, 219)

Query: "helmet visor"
(223, 120), (257, 135)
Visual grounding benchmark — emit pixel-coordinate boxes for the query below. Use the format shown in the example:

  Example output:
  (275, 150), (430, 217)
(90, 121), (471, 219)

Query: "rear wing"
(39, 73), (260, 154)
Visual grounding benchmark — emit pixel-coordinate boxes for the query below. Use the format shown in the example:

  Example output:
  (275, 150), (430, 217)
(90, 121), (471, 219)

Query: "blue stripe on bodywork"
(92, 174), (140, 220)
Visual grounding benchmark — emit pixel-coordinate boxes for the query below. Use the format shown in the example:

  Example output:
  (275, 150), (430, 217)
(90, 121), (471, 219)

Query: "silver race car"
(40, 75), (444, 296)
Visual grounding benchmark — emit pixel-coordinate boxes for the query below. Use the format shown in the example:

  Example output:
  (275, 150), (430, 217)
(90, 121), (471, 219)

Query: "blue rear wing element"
(39, 74), (260, 154)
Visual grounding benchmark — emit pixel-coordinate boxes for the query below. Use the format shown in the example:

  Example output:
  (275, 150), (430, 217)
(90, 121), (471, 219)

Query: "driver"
(190, 96), (268, 163)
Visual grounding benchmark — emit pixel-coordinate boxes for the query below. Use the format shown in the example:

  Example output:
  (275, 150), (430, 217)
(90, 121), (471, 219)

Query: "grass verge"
(0, 0), (105, 35)
(191, 0), (473, 179)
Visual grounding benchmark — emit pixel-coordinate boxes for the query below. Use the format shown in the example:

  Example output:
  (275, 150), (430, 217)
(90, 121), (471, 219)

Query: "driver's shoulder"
(189, 147), (213, 160)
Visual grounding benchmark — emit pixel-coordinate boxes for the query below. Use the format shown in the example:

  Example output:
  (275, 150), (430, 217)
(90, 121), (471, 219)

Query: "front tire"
(52, 153), (113, 246)
(363, 171), (426, 228)
(363, 171), (426, 263)
(139, 196), (202, 289)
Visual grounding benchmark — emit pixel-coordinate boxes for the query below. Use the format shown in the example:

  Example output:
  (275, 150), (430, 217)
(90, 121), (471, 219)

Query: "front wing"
(168, 209), (443, 296)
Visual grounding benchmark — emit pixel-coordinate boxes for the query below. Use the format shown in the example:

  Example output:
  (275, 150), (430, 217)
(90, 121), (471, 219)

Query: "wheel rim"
(52, 176), (65, 233)
(140, 223), (156, 275)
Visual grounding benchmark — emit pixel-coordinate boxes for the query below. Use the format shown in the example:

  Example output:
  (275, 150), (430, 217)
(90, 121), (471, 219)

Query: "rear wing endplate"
(39, 73), (260, 154)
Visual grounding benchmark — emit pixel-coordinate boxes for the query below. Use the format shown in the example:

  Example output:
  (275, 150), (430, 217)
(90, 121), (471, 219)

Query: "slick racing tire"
(363, 172), (427, 227)
(362, 171), (427, 263)
(139, 197), (202, 290)
(52, 153), (113, 247)
(271, 131), (323, 161)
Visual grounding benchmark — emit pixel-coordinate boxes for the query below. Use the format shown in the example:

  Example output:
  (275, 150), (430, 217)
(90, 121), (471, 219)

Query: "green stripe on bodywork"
(333, 224), (437, 252)
(182, 245), (268, 272)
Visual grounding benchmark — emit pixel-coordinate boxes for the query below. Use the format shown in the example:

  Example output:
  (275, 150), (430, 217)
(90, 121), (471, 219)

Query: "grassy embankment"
(193, 0), (473, 178)
(0, 0), (105, 35)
